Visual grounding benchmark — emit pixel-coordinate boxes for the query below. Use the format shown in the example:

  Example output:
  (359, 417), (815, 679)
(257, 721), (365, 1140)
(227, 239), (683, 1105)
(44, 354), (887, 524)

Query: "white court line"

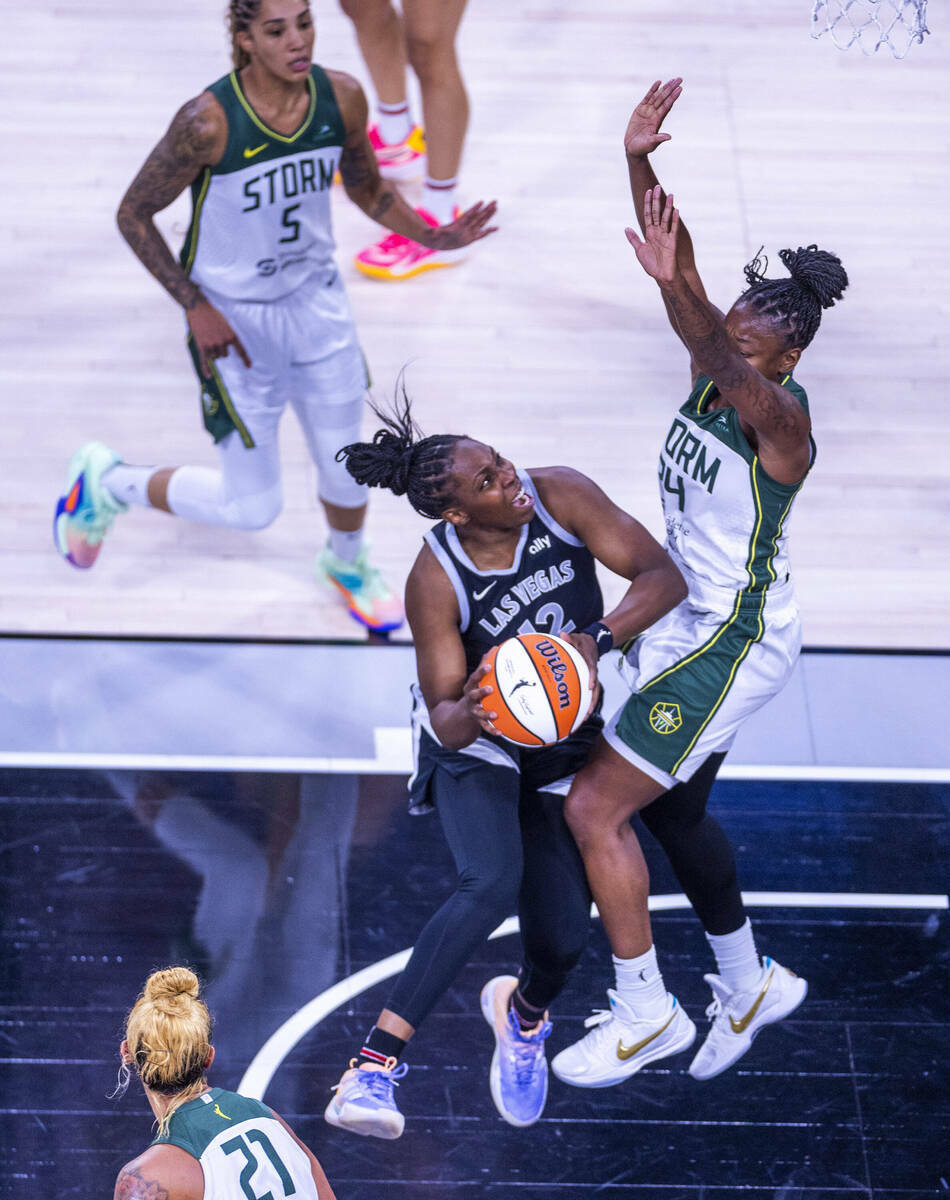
(3, 748), (949, 783)
(236, 889), (948, 1101)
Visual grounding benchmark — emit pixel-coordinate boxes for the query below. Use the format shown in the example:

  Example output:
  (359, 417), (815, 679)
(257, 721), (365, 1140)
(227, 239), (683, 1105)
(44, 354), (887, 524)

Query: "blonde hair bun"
(144, 966), (201, 1004)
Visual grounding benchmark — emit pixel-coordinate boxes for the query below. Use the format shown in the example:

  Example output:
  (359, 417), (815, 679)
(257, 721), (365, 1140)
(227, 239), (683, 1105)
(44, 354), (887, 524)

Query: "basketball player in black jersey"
(321, 392), (686, 1138)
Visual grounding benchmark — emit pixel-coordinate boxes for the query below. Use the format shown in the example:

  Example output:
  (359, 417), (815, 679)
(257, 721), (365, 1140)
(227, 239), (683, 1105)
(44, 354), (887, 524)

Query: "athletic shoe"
(688, 957), (808, 1081)
(354, 206), (467, 282)
(550, 990), (695, 1088)
(480, 975), (552, 1127)
(369, 123), (426, 181)
(315, 544), (404, 633)
(53, 441), (127, 569)
(324, 1058), (408, 1140)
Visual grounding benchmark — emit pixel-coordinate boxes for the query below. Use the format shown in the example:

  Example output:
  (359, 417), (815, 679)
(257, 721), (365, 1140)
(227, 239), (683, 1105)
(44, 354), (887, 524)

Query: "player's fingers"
(662, 191), (675, 229)
(625, 226), (643, 248)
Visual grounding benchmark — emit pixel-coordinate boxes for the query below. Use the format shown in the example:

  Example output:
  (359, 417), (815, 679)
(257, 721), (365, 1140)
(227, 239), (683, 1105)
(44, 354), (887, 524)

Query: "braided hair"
(338, 385), (468, 520)
(739, 245), (849, 350)
(227, 0), (263, 69)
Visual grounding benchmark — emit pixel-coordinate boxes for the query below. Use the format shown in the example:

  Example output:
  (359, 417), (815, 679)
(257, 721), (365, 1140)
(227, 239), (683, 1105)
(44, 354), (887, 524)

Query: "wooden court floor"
(2, 1), (949, 646)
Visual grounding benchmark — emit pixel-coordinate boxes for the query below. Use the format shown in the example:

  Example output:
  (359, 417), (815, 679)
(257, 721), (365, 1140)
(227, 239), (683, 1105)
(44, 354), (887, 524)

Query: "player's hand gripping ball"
(481, 632), (592, 746)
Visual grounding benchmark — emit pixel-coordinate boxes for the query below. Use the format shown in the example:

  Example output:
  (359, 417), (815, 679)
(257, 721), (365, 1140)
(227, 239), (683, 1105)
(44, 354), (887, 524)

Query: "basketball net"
(811, 0), (929, 57)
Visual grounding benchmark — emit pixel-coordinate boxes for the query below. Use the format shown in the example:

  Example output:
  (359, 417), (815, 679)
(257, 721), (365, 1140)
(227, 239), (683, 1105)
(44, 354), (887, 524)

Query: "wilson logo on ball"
(482, 632), (591, 747)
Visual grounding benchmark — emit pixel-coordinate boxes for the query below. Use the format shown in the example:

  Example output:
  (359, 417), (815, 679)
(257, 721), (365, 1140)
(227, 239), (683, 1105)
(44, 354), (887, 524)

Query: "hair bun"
(144, 966), (201, 1003)
(778, 245), (849, 309)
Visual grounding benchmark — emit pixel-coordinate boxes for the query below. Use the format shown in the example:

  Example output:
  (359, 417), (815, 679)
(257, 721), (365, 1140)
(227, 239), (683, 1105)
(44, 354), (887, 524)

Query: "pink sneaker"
(354, 207), (466, 282)
(368, 124), (426, 182)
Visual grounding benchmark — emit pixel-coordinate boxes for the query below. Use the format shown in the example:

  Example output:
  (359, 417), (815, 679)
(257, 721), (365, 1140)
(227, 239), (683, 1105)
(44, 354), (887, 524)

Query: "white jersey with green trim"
(153, 1087), (319, 1200)
(180, 67), (345, 302)
(658, 372), (815, 614)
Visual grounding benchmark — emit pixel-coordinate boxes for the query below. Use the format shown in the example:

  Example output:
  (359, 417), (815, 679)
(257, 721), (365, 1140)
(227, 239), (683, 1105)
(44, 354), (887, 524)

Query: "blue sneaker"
(53, 441), (126, 568)
(480, 975), (552, 1127)
(324, 1058), (408, 1139)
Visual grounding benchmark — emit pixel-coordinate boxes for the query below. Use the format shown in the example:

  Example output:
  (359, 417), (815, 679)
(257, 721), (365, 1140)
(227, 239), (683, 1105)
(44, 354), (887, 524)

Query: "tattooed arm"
(113, 1146), (202, 1200)
(627, 186), (811, 483)
(116, 94), (250, 377)
(327, 70), (497, 251)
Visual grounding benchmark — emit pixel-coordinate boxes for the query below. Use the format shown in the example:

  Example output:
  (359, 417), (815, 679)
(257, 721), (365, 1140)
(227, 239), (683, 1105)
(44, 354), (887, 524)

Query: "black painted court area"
(1, 768), (948, 1198)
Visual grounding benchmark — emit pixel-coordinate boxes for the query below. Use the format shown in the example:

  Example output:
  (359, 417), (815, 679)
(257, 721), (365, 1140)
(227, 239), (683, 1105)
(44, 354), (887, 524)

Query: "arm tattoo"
(116, 98), (218, 309)
(115, 1166), (170, 1200)
(661, 279), (800, 435)
(369, 191), (395, 222)
(339, 140), (376, 191)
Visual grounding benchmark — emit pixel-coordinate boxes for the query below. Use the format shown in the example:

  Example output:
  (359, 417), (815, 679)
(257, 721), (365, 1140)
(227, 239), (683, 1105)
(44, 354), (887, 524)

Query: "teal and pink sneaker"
(368, 123), (426, 182)
(53, 441), (127, 569)
(316, 544), (404, 633)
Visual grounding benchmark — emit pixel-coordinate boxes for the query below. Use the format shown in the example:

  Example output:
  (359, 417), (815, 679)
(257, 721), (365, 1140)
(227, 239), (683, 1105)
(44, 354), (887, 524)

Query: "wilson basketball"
(482, 633), (591, 747)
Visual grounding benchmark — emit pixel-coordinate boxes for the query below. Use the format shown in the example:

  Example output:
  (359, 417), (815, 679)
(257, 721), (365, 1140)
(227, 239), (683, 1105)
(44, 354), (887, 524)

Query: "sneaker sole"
(551, 1015), (697, 1089)
(480, 979), (547, 1127)
(689, 978), (808, 1082)
(377, 159), (426, 182)
(353, 255), (466, 282)
(320, 574), (404, 633)
(324, 1100), (404, 1140)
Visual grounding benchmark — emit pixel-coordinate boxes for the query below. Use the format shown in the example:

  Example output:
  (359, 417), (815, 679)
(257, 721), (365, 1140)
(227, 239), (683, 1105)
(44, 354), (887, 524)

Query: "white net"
(811, 0), (930, 58)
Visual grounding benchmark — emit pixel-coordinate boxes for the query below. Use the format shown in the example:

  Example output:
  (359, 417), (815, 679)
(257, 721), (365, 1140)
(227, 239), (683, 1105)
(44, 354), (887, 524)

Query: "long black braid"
(739, 244), (849, 350)
(337, 383), (468, 520)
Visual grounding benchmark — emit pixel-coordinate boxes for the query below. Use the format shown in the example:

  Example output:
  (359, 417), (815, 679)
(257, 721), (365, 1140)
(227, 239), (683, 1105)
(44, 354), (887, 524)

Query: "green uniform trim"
(231, 69), (317, 145)
(152, 1087), (274, 1156)
(186, 333), (254, 447)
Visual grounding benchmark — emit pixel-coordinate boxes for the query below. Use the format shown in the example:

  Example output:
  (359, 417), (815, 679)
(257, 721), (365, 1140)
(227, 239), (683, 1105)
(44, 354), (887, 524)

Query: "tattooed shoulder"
(167, 93), (226, 169)
(115, 1164), (170, 1200)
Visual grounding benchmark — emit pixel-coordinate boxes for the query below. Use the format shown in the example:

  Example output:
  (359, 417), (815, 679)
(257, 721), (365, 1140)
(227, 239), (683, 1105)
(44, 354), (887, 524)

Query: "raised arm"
(627, 188), (812, 482)
(329, 71), (497, 251)
(533, 467), (687, 662)
(116, 94), (250, 377)
(624, 79), (719, 377)
(405, 547), (498, 752)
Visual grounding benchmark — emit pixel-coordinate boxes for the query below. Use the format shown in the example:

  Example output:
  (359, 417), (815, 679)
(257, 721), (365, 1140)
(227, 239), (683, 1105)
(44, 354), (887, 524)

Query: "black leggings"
(637, 750), (746, 937)
(386, 758), (591, 1029)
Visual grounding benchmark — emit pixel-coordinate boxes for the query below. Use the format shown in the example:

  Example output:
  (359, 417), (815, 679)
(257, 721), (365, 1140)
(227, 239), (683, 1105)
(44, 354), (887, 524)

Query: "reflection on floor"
(2, 768), (947, 1198)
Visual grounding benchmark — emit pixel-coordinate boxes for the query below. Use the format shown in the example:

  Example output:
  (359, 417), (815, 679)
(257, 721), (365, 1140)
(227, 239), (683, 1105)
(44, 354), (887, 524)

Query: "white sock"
(376, 100), (413, 145)
(612, 946), (668, 1020)
(102, 463), (155, 508)
(422, 177), (458, 226)
(706, 919), (762, 993)
(328, 527), (363, 563)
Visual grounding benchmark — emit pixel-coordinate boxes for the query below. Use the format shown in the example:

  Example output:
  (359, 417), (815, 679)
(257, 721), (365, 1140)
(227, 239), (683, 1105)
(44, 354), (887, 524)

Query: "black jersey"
(424, 470), (604, 674)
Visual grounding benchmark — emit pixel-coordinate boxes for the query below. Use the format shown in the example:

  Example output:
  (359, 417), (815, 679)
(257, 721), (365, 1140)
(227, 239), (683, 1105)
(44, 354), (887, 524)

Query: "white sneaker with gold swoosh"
(688, 956), (807, 1081)
(550, 991), (695, 1088)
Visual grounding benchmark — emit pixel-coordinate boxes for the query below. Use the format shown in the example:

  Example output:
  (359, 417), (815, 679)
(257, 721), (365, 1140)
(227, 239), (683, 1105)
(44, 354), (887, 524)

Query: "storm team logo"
(649, 701), (682, 735)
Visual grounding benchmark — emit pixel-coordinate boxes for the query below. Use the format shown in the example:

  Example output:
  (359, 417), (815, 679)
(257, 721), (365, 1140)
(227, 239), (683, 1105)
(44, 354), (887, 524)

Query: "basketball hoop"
(811, 0), (929, 58)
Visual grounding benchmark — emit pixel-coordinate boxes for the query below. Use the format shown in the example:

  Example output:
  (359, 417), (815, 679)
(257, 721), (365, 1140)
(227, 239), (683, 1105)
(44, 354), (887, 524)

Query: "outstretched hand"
(425, 200), (499, 251)
(625, 185), (680, 284)
(624, 78), (682, 159)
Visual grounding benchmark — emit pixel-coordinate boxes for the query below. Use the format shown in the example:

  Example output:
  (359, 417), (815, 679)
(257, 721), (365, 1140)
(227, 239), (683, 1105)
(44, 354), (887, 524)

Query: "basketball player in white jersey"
(112, 967), (336, 1200)
(552, 80), (849, 1088)
(53, 0), (496, 634)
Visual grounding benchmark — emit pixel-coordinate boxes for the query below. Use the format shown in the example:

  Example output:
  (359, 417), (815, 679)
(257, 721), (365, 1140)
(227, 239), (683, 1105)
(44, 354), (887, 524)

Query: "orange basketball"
(481, 632), (591, 747)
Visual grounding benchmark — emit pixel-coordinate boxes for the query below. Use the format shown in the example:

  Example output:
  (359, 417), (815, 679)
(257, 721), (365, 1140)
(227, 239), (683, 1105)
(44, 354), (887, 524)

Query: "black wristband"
(580, 621), (614, 657)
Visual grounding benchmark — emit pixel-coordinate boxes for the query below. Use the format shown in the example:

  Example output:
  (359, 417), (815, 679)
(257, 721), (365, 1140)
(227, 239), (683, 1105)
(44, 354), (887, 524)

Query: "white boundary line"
(236, 890), (948, 1101)
(3, 749), (949, 783)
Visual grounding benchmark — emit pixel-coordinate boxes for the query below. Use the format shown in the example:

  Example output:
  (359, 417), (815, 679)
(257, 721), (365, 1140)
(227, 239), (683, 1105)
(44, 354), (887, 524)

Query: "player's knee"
(459, 864), (520, 922)
(406, 33), (456, 83)
(564, 776), (609, 848)
(222, 487), (283, 530)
